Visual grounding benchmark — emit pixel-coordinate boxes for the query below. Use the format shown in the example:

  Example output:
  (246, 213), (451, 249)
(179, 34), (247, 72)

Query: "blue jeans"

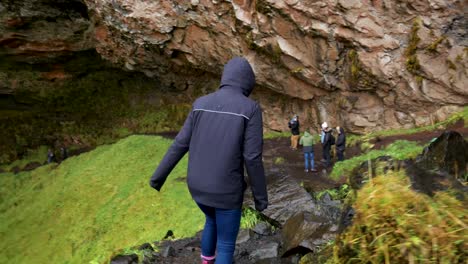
(304, 151), (315, 170)
(197, 203), (241, 264)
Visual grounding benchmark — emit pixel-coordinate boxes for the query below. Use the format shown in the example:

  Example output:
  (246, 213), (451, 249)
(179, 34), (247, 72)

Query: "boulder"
(110, 254), (138, 264)
(249, 242), (279, 262)
(252, 222), (273, 236)
(416, 131), (467, 177)
(281, 212), (337, 257)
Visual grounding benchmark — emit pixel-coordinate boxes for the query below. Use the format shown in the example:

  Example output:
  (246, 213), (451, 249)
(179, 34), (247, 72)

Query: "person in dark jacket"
(60, 147), (68, 161)
(288, 115), (300, 150)
(321, 123), (334, 168)
(149, 57), (268, 264)
(335, 126), (346, 161)
(47, 148), (55, 164)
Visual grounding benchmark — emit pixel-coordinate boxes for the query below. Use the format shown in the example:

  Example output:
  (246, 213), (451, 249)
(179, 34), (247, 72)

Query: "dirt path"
(372, 119), (467, 149)
(264, 120), (467, 192)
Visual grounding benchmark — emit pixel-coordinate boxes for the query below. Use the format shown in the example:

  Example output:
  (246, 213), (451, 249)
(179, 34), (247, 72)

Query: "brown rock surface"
(1, 0), (467, 134)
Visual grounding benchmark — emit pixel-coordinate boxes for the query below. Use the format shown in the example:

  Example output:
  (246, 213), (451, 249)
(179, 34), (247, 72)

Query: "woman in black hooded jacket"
(335, 126), (346, 161)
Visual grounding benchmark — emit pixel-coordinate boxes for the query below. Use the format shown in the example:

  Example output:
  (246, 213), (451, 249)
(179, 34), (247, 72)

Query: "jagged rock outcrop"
(81, 0), (467, 133)
(1, 0), (467, 136)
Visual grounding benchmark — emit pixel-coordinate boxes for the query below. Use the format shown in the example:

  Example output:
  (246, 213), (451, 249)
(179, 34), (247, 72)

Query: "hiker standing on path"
(320, 122), (327, 162)
(60, 147), (68, 161)
(288, 115), (300, 150)
(299, 129), (317, 172)
(47, 148), (55, 164)
(336, 126), (346, 161)
(321, 122), (334, 168)
(149, 57), (268, 264)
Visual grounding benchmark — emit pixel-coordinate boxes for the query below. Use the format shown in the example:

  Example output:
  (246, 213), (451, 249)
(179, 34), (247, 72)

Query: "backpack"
(330, 134), (335, 145)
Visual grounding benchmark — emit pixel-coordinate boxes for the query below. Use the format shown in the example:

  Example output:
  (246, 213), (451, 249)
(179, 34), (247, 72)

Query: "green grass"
(274, 157), (285, 165)
(363, 106), (468, 141)
(263, 131), (291, 139)
(0, 135), (204, 264)
(314, 184), (350, 201)
(333, 172), (467, 263)
(240, 207), (262, 229)
(330, 140), (424, 180)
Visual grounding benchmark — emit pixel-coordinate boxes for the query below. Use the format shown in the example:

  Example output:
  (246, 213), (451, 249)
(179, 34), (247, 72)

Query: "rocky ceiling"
(1, 0), (467, 133)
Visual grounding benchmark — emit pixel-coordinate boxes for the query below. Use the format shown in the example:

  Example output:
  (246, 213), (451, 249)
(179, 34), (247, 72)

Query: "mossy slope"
(0, 135), (204, 264)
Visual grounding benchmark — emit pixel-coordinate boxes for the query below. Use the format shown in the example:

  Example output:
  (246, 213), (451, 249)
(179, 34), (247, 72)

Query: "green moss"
(244, 32), (283, 64)
(0, 136), (204, 264)
(291, 67), (304, 73)
(406, 56), (421, 74)
(314, 184), (350, 201)
(446, 59), (457, 70)
(271, 43), (283, 63)
(245, 31), (256, 50)
(405, 19), (421, 74)
(426, 36), (446, 53)
(346, 49), (379, 89)
(255, 0), (273, 16)
(415, 75), (424, 84)
(348, 50), (360, 80)
(263, 131), (290, 139)
(274, 157), (285, 165)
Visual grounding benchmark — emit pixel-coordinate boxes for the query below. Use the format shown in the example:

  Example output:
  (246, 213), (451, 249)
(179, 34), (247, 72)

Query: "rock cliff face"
(1, 0), (467, 134)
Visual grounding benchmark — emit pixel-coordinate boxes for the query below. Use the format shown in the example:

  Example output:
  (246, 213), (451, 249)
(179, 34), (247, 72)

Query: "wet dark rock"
(317, 197), (342, 221)
(184, 246), (196, 252)
(110, 254), (138, 264)
(249, 242), (279, 262)
(236, 229), (252, 244)
(290, 254), (301, 264)
(321, 192), (332, 203)
(162, 245), (175, 257)
(416, 131), (467, 177)
(338, 206), (356, 232)
(137, 243), (153, 251)
(281, 212), (337, 257)
(244, 170), (323, 225)
(405, 131), (468, 197)
(252, 222), (273, 236)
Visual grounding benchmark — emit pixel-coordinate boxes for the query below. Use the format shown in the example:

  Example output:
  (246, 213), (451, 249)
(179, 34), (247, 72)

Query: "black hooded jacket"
(336, 127), (346, 151)
(149, 57), (268, 211)
(288, 119), (300, 135)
